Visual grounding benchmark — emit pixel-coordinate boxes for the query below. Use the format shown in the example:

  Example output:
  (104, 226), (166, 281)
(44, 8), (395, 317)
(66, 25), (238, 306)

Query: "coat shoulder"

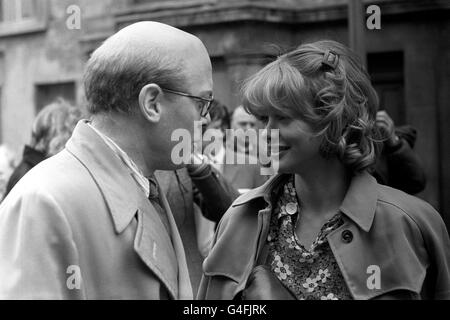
(376, 184), (445, 237)
(2, 149), (99, 215)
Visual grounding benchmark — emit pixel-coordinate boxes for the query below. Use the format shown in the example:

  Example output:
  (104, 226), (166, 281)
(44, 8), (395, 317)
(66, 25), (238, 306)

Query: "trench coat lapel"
(66, 120), (186, 299)
(134, 196), (179, 299)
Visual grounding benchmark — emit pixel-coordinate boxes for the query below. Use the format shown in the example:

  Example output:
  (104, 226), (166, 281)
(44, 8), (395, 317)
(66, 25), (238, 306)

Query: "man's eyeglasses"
(161, 87), (214, 117)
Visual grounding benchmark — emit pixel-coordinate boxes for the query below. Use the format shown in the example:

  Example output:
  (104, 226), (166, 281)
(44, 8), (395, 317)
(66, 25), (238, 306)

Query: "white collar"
(88, 123), (150, 198)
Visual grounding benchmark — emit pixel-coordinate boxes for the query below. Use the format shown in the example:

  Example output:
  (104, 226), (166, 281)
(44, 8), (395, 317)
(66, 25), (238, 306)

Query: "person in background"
(201, 100), (230, 171)
(222, 105), (267, 193)
(196, 100), (241, 220)
(4, 98), (83, 199)
(0, 145), (16, 201)
(198, 40), (450, 300)
(230, 105), (258, 155)
(373, 110), (426, 195)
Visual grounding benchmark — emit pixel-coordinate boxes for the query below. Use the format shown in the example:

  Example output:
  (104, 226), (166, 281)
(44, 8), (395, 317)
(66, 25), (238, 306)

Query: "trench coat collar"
(339, 172), (378, 232)
(65, 120), (193, 299)
(65, 120), (143, 234)
(232, 171), (378, 232)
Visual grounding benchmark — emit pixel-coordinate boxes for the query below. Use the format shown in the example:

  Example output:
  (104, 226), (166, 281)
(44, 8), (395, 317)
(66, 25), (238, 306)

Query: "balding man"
(0, 22), (213, 299)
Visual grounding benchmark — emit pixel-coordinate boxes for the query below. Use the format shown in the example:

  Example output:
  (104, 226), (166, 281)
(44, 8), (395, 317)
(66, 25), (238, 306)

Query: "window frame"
(0, 0), (49, 37)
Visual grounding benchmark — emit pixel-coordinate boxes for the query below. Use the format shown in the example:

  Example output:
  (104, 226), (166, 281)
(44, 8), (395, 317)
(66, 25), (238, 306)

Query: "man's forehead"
(182, 62), (213, 96)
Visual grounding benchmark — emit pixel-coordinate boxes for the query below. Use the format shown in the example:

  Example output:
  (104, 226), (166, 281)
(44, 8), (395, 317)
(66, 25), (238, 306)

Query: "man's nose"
(201, 114), (211, 126)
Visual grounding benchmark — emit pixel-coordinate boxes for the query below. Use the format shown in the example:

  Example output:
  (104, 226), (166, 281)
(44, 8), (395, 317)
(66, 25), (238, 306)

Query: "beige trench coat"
(0, 121), (192, 299)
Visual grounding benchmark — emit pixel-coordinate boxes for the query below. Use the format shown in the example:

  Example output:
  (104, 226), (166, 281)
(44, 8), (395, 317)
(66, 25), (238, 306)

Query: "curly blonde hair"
(242, 40), (381, 173)
(31, 98), (84, 156)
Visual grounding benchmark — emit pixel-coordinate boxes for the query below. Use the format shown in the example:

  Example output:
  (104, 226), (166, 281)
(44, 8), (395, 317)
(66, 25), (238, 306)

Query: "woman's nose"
(265, 117), (275, 130)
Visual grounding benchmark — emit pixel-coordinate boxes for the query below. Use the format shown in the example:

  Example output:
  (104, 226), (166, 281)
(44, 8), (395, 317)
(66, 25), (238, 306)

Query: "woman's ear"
(139, 84), (162, 123)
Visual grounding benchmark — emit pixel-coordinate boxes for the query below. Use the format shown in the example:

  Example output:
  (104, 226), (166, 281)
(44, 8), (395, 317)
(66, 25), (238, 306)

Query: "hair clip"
(322, 49), (339, 70)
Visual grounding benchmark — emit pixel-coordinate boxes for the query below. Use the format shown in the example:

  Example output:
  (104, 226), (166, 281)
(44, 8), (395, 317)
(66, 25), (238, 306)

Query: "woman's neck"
(294, 157), (350, 219)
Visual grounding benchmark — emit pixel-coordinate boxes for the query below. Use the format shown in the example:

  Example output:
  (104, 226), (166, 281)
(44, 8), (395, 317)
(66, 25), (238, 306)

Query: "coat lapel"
(66, 120), (183, 299)
(134, 196), (179, 299)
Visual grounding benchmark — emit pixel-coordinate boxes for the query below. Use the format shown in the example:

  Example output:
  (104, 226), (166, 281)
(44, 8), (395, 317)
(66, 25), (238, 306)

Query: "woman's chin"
(270, 148), (289, 160)
(276, 162), (295, 174)
(270, 151), (294, 174)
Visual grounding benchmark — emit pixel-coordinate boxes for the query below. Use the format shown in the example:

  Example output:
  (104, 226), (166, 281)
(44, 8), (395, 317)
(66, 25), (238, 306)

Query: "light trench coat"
(0, 120), (192, 299)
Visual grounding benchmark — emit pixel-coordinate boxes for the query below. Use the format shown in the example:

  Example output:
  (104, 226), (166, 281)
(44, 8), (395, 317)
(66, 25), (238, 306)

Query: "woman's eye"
(257, 116), (269, 124)
(275, 115), (284, 120)
(275, 114), (288, 121)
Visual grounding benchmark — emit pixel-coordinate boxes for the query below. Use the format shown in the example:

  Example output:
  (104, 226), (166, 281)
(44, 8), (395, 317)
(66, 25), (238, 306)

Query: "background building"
(1, 0), (449, 229)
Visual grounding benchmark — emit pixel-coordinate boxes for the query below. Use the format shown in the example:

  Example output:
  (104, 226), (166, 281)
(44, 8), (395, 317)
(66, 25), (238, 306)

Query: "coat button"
(285, 202), (297, 215)
(341, 230), (353, 243)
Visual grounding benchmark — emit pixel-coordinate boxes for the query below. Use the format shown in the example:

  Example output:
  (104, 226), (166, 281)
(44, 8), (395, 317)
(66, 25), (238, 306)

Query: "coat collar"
(339, 172), (378, 232)
(65, 120), (193, 299)
(65, 120), (141, 234)
(231, 173), (285, 206)
(232, 171), (378, 232)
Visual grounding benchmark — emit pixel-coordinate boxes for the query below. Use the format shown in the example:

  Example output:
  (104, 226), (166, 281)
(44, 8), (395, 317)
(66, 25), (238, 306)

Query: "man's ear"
(139, 84), (163, 123)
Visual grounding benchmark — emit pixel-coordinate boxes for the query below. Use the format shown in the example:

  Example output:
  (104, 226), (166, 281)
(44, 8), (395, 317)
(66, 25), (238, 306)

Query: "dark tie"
(147, 175), (171, 235)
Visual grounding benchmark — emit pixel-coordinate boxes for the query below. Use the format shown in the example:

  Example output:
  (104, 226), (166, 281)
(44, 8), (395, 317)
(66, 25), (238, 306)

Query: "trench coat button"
(341, 230), (353, 243)
(285, 202), (297, 215)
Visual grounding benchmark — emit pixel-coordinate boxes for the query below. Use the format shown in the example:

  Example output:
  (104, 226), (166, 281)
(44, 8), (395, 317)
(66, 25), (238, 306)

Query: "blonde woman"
(198, 40), (450, 300)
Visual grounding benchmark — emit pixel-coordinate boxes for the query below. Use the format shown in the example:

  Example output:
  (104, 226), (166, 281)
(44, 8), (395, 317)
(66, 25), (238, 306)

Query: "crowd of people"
(0, 21), (448, 300)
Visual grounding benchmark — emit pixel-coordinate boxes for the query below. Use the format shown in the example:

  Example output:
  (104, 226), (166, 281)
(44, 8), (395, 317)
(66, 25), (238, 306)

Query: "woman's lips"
(267, 145), (290, 157)
(268, 145), (290, 151)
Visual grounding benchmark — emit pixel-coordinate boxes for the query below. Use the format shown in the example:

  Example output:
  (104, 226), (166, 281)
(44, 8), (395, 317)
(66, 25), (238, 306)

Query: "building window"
(35, 82), (76, 114)
(0, 0), (48, 37)
(367, 51), (405, 125)
(0, 0), (36, 21)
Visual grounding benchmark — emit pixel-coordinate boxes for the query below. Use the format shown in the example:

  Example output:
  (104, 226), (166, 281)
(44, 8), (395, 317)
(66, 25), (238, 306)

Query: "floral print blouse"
(266, 175), (353, 300)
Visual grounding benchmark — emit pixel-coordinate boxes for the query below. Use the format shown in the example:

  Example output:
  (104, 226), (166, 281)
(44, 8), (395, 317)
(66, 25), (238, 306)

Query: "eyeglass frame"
(160, 87), (214, 117)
